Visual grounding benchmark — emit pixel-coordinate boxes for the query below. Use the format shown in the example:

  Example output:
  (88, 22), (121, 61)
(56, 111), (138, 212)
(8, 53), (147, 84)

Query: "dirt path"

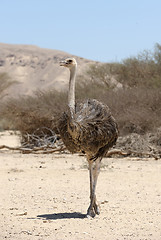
(0, 132), (161, 239)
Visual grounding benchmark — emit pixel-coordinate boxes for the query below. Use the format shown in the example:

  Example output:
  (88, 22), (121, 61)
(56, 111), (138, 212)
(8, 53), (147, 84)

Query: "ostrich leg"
(87, 157), (102, 217)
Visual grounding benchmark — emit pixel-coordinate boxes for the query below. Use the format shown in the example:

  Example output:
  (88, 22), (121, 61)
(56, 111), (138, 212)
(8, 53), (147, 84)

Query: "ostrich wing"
(70, 99), (118, 158)
(58, 111), (81, 153)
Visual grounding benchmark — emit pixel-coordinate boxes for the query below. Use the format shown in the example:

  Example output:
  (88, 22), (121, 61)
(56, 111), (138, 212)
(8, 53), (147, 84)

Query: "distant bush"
(101, 88), (161, 134)
(116, 44), (161, 88)
(2, 85), (160, 138)
(0, 90), (67, 142)
(81, 43), (161, 89)
(76, 83), (161, 134)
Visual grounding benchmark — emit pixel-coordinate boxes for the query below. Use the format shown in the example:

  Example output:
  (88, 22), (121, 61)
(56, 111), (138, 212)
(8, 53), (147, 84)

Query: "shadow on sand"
(37, 212), (86, 220)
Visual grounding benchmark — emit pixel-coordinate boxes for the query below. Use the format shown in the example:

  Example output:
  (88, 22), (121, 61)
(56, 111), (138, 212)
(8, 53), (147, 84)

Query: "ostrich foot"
(87, 208), (96, 218)
(87, 204), (100, 218)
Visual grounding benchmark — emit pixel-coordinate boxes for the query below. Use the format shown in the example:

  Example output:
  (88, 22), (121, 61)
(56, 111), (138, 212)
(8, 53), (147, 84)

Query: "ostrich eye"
(68, 59), (73, 63)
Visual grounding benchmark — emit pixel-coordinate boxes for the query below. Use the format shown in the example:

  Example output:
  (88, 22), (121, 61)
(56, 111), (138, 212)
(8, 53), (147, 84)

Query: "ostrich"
(58, 58), (118, 218)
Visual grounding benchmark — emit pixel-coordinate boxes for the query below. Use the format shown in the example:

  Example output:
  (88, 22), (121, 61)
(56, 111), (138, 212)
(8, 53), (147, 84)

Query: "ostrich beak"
(59, 60), (66, 66)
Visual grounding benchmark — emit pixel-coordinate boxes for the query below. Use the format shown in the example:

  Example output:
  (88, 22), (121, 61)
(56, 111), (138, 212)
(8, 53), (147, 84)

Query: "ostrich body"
(58, 58), (118, 217)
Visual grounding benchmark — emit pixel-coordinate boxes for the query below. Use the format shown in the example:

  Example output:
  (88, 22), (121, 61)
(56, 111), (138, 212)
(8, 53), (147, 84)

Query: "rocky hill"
(0, 43), (94, 98)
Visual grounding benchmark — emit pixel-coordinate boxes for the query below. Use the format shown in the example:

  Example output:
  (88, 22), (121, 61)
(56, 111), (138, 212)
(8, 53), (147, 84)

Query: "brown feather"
(58, 99), (118, 159)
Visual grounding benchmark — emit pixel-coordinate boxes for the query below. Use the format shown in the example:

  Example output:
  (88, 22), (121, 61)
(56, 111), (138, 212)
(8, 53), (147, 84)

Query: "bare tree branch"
(106, 149), (160, 160)
(0, 144), (66, 154)
(0, 144), (159, 159)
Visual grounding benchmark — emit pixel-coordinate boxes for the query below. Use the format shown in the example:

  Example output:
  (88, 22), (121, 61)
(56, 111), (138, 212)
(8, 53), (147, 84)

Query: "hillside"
(0, 43), (94, 98)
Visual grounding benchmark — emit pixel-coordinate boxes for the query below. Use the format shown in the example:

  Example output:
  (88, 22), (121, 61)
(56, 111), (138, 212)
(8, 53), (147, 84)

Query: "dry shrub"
(0, 90), (67, 143)
(100, 88), (161, 135)
(1, 80), (161, 139)
(76, 81), (161, 135)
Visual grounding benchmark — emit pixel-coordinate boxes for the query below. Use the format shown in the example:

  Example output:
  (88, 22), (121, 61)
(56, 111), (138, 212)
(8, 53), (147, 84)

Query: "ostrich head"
(60, 58), (77, 69)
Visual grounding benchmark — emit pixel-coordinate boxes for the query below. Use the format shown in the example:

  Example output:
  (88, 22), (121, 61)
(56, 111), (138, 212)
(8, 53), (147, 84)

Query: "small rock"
(16, 211), (27, 216)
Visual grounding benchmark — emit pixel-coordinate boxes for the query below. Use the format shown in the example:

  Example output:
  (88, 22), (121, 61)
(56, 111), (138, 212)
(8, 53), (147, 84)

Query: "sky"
(0, 0), (161, 62)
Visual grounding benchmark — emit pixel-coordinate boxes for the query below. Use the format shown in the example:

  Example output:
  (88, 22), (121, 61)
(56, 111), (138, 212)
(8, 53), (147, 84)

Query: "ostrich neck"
(68, 65), (77, 117)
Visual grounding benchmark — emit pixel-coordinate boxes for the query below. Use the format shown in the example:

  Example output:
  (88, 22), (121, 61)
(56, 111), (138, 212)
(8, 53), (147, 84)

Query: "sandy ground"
(0, 132), (161, 240)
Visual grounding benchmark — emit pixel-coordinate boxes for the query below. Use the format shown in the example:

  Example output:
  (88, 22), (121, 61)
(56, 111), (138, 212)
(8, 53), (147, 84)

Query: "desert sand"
(0, 131), (161, 240)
